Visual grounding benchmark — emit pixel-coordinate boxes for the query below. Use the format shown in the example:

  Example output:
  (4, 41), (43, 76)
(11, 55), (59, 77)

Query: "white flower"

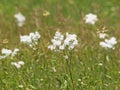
(29, 32), (40, 43)
(11, 62), (21, 69)
(48, 45), (56, 51)
(51, 39), (61, 46)
(0, 48), (19, 59)
(20, 35), (32, 45)
(59, 45), (65, 50)
(100, 42), (112, 48)
(12, 48), (19, 57)
(64, 32), (78, 50)
(14, 12), (26, 27)
(18, 61), (24, 65)
(11, 61), (24, 69)
(48, 31), (78, 51)
(99, 33), (108, 39)
(84, 13), (98, 25)
(54, 31), (64, 41)
(20, 31), (40, 48)
(100, 37), (117, 49)
(48, 31), (64, 51)
(105, 37), (117, 46)
(1, 48), (12, 57)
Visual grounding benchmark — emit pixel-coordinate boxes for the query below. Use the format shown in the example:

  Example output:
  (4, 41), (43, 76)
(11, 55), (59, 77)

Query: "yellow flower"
(43, 10), (50, 17)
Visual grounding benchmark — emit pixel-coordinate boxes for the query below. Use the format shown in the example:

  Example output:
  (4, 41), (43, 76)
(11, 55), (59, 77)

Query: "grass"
(0, 0), (120, 90)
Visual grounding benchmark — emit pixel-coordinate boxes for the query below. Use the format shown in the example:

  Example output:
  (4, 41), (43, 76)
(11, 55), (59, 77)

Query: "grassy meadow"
(0, 0), (120, 90)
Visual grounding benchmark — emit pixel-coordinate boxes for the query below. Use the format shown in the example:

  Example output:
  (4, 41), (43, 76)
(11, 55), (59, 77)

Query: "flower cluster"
(11, 61), (24, 69)
(20, 31), (40, 49)
(99, 37), (117, 49)
(14, 12), (26, 27)
(0, 48), (19, 59)
(48, 31), (64, 51)
(64, 33), (78, 50)
(97, 28), (117, 50)
(84, 13), (98, 25)
(48, 31), (78, 51)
